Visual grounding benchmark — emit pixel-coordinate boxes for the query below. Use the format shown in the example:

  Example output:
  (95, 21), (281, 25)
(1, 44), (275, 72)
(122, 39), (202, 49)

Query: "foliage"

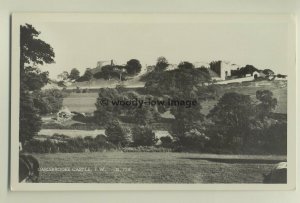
(239, 65), (258, 76)
(231, 64), (259, 78)
(276, 74), (287, 78)
(169, 97), (204, 147)
(20, 24), (55, 144)
(155, 56), (169, 71)
(255, 90), (277, 119)
(105, 120), (130, 147)
(23, 134), (116, 153)
(145, 61), (211, 97)
(183, 129), (210, 151)
(23, 66), (49, 91)
(20, 24), (55, 69)
(207, 92), (255, 150)
(131, 126), (157, 146)
(133, 106), (156, 125)
(32, 89), (64, 115)
(160, 136), (173, 148)
(77, 68), (93, 82)
(19, 89), (42, 144)
(205, 89), (286, 155)
(261, 123), (287, 155)
(94, 88), (121, 125)
(57, 71), (69, 81)
(262, 69), (274, 76)
(69, 68), (80, 80)
(125, 59), (142, 75)
(93, 65), (127, 81)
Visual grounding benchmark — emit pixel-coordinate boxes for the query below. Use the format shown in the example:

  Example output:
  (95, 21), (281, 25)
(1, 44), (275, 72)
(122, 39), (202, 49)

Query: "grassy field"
(62, 92), (98, 113)
(33, 152), (286, 183)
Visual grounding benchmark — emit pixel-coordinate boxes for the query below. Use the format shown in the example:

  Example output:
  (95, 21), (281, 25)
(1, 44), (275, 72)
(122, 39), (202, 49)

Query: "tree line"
(57, 59), (142, 85)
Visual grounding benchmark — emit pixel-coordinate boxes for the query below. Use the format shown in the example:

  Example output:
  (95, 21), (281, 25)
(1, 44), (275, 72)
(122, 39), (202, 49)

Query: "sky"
(23, 21), (290, 79)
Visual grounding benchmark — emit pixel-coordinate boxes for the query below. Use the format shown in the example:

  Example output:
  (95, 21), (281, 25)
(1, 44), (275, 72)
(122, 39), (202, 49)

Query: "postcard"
(10, 13), (296, 191)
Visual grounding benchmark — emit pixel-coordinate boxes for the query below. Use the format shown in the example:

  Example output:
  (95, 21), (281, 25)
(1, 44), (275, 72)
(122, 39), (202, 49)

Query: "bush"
(23, 134), (117, 153)
(76, 87), (81, 93)
(23, 139), (58, 153)
(32, 89), (64, 115)
(160, 136), (173, 148)
(82, 88), (89, 93)
(52, 133), (70, 141)
(72, 112), (86, 122)
(105, 120), (130, 148)
(132, 126), (157, 146)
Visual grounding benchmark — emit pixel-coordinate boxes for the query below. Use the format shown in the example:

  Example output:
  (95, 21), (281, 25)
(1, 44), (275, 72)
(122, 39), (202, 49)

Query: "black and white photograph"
(10, 13), (296, 190)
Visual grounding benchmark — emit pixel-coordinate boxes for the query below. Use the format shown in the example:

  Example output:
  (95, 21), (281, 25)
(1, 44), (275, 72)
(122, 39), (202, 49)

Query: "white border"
(10, 13), (296, 191)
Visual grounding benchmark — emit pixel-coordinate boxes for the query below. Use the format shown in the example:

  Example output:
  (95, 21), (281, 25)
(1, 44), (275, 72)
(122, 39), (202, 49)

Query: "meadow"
(62, 92), (98, 113)
(34, 152), (286, 183)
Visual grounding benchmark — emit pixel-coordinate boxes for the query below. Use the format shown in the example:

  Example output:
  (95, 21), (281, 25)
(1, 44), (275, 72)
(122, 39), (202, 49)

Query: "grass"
(32, 152), (286, 183)
(62, 92), (98, 113)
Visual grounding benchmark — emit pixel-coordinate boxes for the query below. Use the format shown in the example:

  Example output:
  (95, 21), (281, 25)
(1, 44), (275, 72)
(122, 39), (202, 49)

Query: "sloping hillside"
(202, 80), (287, 114)
(62, 80), (287, 115)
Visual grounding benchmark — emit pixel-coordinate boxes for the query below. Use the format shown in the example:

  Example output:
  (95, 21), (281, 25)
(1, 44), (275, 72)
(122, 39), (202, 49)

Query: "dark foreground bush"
(23, 134), (117, 153)
(132, 126), (157, 146)
(159, 136), (173, 148)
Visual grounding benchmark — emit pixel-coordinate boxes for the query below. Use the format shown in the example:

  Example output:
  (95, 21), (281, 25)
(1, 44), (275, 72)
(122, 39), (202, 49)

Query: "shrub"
(72, 113), (86, 122)
(76, 87), (81, 93)
(23, 134), (117, 153)
(23, 139), (58, 153)
(132, 126), (157, 146)
(52, 133), (70, 141)
(82, 88), (88, 93)
(160, 136), (173, 148)
(32, 89), (64, 115)
(105, 120), (130, 148)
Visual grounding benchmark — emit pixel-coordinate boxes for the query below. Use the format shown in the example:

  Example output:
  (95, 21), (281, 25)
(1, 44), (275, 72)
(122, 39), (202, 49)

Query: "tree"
(77, 68), (93, 82)
(19, 89), (42, 144)
(125, 59), (142, 75)
(160, 136), (173, 148)
(20, 24), (55, 143)
(94, 65), (112, 80)
(183, 128), (209, 151)
(170, 101), (204, 147)
(239, 65), (258, 77)
(114, 65), (127, 81)
(133, 106), (155, 125)
(207, 92), (255, 150)
(262, 69), (274, 77)
(23, 66), (49, 91)
(132, 126), (157, 146)
(155, 56), (169, 71)
(105, 120), (130, 147)
(69, 68), (80, 80)
(20, 24), (54, 90)
(32, 89), (64, 115)
(256, 90), (277, 119)
(145, 61), (211, 97)
(83, 68), (93, 81)
(94, 88), (122, 125)
(57, 71), (69, 81)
